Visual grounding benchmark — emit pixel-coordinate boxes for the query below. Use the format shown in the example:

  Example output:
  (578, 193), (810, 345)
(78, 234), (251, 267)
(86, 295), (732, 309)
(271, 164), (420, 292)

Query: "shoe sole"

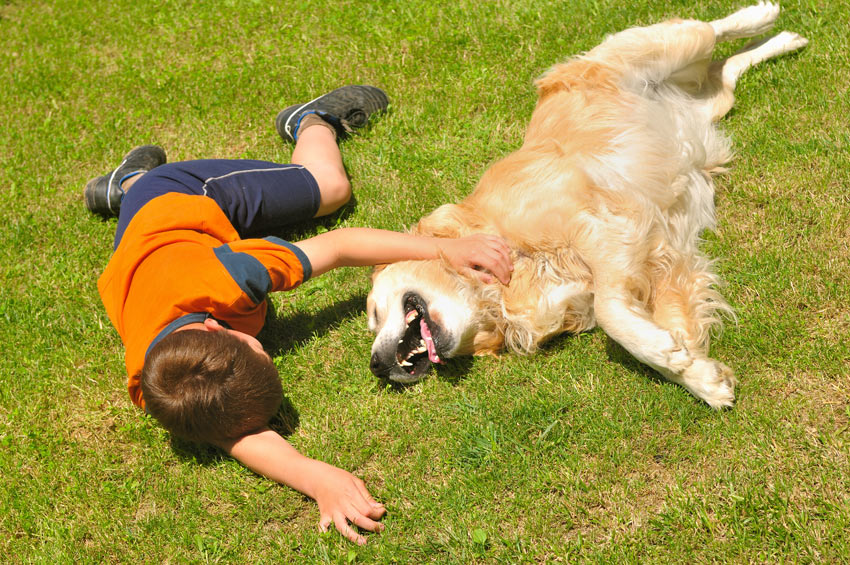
(276, 85), (389, 141)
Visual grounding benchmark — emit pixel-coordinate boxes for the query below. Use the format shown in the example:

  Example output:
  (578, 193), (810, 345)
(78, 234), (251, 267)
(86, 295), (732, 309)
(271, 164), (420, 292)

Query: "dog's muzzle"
(370, 292), (445, 383)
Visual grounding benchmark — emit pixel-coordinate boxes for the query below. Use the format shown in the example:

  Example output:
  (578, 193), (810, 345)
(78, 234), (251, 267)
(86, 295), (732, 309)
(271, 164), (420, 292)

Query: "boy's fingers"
(469, 267), (496, 284)
(351, 495), (383, 520)
(349, 511), (385, 533)
(478, 238), (513, 283)
(479, 254), (511, 284)
(354, 499), (386, 521)
(491, 261), (511, 283)
(485, 234), (511, 256)
(353, 479), (387, 518)
(334, 513), (367, 545)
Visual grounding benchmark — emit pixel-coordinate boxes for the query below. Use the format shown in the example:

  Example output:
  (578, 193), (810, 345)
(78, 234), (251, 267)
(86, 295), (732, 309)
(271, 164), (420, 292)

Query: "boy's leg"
(86, 86), (388, 227)
(122, 172), (144, 192)
(290, 116), (352, 217)
(276, 85), (389, 217)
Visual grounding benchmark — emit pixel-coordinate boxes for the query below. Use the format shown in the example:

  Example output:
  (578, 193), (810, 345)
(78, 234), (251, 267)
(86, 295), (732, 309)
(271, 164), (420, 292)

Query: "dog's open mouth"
(394, 293), (445, 380)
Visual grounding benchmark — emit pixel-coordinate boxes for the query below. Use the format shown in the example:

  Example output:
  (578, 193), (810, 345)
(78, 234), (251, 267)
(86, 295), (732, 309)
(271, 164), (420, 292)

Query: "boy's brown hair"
(139, 329), (282, 444)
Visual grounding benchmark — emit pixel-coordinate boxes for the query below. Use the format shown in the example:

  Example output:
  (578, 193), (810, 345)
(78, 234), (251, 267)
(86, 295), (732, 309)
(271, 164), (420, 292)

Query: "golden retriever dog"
(367, 3), (807, 408)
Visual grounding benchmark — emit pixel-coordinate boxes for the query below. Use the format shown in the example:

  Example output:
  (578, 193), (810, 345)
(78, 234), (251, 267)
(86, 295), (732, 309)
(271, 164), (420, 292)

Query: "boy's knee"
(317, 175), (351, 216)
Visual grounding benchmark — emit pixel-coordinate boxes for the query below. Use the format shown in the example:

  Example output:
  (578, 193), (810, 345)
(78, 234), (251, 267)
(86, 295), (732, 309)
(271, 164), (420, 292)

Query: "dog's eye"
(368, 305), (380, 328)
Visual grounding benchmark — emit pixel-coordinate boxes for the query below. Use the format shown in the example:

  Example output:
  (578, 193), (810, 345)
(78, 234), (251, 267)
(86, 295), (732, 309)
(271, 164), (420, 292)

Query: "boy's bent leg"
(290, 122), (352, 217)
(276, 85), (390, 217)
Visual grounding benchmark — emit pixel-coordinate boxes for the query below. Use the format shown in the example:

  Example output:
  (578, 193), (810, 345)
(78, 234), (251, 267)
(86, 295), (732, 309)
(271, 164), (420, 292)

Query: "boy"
(86, 86), (513, 544)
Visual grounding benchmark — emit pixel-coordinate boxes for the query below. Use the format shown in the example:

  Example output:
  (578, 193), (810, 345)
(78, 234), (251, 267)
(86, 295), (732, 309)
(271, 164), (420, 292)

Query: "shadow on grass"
(259, 293), (368, 358)
(375, 355), (477, 392)
(433, 356), (476, 386)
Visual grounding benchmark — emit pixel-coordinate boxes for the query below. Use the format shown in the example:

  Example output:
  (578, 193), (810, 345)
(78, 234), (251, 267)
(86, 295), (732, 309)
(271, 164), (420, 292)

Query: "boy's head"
(140, 328), (281, 444)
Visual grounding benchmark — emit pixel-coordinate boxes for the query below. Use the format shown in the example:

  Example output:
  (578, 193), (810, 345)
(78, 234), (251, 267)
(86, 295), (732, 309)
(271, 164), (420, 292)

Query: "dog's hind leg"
(718, 31), (809, 90)
(585, 1), (784, 76)
(580, 18), (718, 86)
(699, 30), (809, 121)
(710, 2), (780, 42)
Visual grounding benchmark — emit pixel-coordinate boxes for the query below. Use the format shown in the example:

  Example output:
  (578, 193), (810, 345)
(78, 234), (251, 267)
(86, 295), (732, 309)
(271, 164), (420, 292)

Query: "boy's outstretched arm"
(293, 228), (513, 283)
(217, 428), (386, 545)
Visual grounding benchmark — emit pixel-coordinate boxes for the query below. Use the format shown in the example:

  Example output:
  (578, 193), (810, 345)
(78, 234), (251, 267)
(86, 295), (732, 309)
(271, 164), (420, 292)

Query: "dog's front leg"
(593, 288), (736, 408)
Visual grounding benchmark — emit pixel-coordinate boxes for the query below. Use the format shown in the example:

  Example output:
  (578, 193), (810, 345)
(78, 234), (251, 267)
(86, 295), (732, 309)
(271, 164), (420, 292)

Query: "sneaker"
(84, 145), (167, 216)
(275, 85), (389, 143)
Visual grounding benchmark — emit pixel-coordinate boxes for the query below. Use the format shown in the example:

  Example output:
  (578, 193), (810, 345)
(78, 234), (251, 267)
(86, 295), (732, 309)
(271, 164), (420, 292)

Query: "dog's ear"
(472, 328), (505, 356)
(370, 263), (388, 281)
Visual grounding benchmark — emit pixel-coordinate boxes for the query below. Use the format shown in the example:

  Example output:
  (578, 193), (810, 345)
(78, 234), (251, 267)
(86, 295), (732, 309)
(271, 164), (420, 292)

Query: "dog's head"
(367, 258), (503, 383)
(366, 203), (505, 383)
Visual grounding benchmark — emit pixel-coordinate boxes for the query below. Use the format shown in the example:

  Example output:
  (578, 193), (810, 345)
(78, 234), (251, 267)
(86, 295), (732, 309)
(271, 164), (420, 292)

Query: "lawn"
(1, 0), (848, 562)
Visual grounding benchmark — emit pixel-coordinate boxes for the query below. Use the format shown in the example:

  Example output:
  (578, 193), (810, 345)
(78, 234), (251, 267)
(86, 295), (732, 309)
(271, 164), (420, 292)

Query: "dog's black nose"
(370, 352), (389, 377)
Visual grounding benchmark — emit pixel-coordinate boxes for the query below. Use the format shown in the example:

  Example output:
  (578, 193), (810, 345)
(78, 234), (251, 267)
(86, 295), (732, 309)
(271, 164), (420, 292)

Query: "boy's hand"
(438, 234), (514, 284)
(312, 462), (387, 545)
(221, 429), (386, 545)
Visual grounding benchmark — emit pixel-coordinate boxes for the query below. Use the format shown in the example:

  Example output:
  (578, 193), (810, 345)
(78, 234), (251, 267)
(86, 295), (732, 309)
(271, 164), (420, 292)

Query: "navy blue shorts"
(114, 159), (321, 249)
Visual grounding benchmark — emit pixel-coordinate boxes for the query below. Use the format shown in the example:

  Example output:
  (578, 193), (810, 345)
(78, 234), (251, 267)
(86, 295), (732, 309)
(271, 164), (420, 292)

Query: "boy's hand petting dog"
(311, 462), (387, 545)
(438, 233), (513, 284)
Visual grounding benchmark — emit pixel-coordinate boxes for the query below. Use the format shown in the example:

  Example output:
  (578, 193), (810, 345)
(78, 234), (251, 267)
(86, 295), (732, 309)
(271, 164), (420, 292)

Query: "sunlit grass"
(1, 0), (847, 561)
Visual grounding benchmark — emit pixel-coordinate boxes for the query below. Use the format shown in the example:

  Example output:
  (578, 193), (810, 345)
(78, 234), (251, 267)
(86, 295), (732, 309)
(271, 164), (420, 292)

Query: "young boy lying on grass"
(86, 86), (513, 544)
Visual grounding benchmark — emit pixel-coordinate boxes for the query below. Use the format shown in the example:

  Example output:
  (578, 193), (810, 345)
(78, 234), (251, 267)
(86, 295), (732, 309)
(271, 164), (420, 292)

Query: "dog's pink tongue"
(420, 318), (443, 364)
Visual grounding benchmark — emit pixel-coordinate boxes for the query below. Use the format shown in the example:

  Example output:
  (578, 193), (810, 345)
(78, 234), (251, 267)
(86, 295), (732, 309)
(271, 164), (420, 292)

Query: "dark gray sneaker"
(275, 85), (389, 143)
(84, 145), (167, 216)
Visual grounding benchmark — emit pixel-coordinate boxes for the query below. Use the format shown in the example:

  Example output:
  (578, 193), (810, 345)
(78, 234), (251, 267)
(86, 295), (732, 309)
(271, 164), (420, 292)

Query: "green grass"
(1, 0), (848, 561)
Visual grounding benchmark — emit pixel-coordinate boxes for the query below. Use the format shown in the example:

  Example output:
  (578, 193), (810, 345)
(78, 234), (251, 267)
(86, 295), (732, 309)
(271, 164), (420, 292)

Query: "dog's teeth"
(398, 339), (404, 344)
(400, 360), (412, 367)
(405, 310), (418, 324)
(414, 345), (426, 354)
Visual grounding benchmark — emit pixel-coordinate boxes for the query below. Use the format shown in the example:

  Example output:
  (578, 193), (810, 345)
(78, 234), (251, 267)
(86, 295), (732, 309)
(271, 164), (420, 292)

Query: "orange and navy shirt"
(97, 193), (311, 409)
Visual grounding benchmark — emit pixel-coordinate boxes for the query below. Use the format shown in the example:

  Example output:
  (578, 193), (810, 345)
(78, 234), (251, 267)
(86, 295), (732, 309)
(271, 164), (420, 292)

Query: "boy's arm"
(292, 228), (513, 283)
(217, 428), (386, 545)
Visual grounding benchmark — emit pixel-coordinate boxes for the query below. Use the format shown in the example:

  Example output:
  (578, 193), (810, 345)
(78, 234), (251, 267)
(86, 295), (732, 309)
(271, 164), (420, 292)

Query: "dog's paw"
(748, 2), (781, 26)
(771, 30), (810, 54)
(712, 2), (780, 41)
(682, 357), (736, 409)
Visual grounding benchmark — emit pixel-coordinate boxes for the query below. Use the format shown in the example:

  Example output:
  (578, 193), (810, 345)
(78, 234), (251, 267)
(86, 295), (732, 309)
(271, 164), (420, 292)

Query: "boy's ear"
(203, 318), (225, 332)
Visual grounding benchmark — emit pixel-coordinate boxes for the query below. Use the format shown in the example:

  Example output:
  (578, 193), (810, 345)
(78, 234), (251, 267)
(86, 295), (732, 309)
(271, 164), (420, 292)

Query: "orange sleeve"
(226, 236), (312, 293)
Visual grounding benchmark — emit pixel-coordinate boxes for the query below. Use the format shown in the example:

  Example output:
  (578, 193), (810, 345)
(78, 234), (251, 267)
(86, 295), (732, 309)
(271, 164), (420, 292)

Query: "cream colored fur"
(368, 3), (807, 408)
